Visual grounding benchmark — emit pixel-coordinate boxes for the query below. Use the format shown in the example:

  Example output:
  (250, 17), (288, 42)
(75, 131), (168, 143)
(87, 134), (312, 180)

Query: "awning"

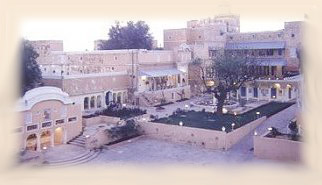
(226, 41), (285, 50)
(139, 69), (184, 77)
(250, 58), (287, 66)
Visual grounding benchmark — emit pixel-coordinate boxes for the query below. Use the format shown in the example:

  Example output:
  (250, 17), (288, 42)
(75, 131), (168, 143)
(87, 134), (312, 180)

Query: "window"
(291, 33), (295, 38)
(56, 119), (65, 125)
(198, 35), (202, 39)
(168, 36), (171, 39)
(68, 117), (77, 122)
(41, 121), (52, 128)
(43, 109), (51, 120)
(27, 124), (38, 131)
(266, 49), (273, 56)
(241, 87), (246, 97)
(114, 56), (118, 60)
(253, 88), (258, 98)
(278, 49), (283, 55)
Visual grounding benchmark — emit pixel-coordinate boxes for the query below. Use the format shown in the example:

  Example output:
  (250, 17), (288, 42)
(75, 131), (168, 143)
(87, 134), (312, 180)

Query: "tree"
(21, 40), (42, 95)
(192, 52), (259, 114)
(98, 21), (153, 50)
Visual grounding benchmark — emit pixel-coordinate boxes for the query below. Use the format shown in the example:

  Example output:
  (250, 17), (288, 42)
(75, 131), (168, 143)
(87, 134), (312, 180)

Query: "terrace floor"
(83, 104), (299, 167)
(36, 104), (298, 167)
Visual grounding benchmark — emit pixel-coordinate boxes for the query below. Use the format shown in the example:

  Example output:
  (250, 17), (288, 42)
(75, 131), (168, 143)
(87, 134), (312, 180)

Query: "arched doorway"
(84, 97), (89, 110)
(90, 96), (96, 109)
(117, 92), (122, 103)
(26, 134), (37, 151)
(40, 131), (51, 149)
(97, 95), (102, 108)
(105, 91), (112, 106)
(54, 127), (64, 145)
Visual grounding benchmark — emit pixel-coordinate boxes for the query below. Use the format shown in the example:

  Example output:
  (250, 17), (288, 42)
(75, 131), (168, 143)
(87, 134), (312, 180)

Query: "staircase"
(67, 134), (86, 148)
(140, 93), (153, 107)
(44, 148), (101, 167)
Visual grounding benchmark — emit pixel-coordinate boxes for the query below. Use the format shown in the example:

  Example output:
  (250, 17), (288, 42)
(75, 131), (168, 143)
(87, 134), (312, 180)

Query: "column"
(63, 129), (67, 144)
(50, 133), (54, 147)
(246, 87), (249, 101)
(36, 133), (41, 152)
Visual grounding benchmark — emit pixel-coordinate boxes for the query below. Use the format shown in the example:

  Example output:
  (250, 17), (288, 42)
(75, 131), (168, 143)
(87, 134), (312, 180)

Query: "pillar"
(50, 133), (54, 147)
(63, 129), (67, 144)
(36, 133), (41, 152)
(246, 87), (249, 101)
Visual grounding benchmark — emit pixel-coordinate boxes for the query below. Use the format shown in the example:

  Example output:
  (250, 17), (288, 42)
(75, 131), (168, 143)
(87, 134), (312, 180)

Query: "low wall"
(138, 116), (267, 150)
(226, 116), (267, 148)
(254, 133), (302, 162)
(82, 115), (121, 127)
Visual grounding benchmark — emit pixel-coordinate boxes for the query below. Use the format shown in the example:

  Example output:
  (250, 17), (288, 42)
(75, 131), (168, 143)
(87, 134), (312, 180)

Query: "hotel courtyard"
(17, 14), (303, 167)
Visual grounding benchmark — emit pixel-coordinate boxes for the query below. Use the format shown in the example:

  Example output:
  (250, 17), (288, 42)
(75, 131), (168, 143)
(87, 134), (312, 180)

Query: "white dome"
(17, 86), (72, 111)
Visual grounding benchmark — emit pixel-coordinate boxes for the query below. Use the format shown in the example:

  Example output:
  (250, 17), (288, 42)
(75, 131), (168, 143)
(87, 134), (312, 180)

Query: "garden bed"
(91, 105), (147, 120)
(152, 102), (294, 132)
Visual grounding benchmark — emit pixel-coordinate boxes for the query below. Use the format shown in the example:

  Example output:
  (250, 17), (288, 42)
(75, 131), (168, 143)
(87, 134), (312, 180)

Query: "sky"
(21, 16), (304, 51)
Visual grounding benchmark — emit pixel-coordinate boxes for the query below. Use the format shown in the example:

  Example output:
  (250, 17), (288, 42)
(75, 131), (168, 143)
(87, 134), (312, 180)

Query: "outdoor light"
(42, 146), (47, 150)
(179, 121), (183, 126)
(141, 76), (147, 81)
(267, 127), (273, 131)
(274, 83), (281, 89)
(234, 112), (237, 116)
(222, 126), (226, 132)
(185, 104), (189, 109)
(256, 112), (260, 115)
(142, 118), (146, 121)
(222, 108), (228, 114)
(268, 78), (271, 80)
(272, 96), (276, 99)
(231, 123), (235, 127)
(254, 131), (258, 136)
(85, 135), (90, 138)
(122, 103), (126, 107)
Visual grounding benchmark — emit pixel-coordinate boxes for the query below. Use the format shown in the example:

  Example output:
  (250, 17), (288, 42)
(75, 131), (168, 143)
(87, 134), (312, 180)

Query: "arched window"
(90, 96), (95, 108)
(84, 97), (89, 110)
(97, 95), (102, 108)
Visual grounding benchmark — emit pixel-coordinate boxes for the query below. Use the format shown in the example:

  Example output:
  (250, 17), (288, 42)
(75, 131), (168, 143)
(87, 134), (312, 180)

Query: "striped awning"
(251, 58), (287, 66)
(139, 69), (184, 77)
(226, 41), (285, 50)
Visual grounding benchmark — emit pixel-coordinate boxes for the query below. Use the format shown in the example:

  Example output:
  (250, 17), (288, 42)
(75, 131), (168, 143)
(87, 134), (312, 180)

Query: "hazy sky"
(21, 16), (303, 51)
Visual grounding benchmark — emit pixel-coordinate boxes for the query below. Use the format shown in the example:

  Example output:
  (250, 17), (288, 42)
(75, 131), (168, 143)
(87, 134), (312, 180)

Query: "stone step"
(46, 149), (101, 167)
(68, 142), (85, 148)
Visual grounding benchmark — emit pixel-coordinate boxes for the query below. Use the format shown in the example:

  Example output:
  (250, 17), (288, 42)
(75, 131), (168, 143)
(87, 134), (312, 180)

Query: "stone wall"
(254, 132), (302, 162)
(138, 116), (266, 150)
(82, 115), (121, 127)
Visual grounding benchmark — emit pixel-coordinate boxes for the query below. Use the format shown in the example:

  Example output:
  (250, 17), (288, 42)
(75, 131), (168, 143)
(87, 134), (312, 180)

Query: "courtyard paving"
(39, 104), (298, 167)
(82, 104), (298, 166)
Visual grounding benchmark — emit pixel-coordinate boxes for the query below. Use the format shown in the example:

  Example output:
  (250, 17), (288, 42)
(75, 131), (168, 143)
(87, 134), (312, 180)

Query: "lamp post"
(222, 126), (226, 150)
(256, 111), (260, 119)
(254, 130), (258, 136)
(231, 123), (235, 131)
(179, 121), (183, 126)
